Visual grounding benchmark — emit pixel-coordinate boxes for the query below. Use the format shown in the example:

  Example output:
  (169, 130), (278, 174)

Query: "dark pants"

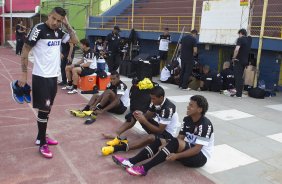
(107, 53), (121, 72)
(233, 62), (245, 97)
(60, 57), (70, 84)
(16, 39), (24, 55)
(179, 60), (193, 89)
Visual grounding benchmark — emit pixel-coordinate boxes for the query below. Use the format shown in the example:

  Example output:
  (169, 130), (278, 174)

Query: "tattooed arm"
(18, 43), (32, 87)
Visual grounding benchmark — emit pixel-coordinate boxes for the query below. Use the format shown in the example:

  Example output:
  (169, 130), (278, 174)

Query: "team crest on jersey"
(46, 99), (51, 107)
(55, 31), (58, 38)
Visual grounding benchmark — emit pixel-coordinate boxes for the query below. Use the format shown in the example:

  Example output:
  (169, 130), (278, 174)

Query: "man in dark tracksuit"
(232, 29), (252, 97)
(104, 26), (121, 72)
(178, 30), (198, 90)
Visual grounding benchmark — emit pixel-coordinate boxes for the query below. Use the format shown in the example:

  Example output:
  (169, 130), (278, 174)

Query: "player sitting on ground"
(112, 95), (214, 176)
(63, 38), (97, 94)
(71, 71), (129, 124)
(101, 86), (180, 156)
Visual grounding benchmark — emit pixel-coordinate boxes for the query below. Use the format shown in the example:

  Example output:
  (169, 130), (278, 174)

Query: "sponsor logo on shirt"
(31, 28), (41, 41)
(47, 41), (61, 46)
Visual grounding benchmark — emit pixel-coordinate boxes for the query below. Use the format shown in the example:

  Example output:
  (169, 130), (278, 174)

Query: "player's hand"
(67, 56), (72, 63)
(101, 133), (116, 139)
(166, 153), (178, 161)
(18, 77), (27, 87)
(62, 16), (70, 27)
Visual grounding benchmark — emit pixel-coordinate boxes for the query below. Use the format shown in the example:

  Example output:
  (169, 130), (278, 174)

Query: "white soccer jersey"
(26, 23), (69, 78)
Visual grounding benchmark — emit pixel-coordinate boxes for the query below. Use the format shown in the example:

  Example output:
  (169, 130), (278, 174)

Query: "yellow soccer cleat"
(90, 113), (97, 120)
(106, 136), (128, 146)
(70, 110), (86, 118)
(82, 111), (93, 116)
(101, 146), (114, 156)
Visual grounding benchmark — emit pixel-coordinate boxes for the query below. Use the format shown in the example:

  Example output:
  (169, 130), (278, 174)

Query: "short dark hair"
(80, 39), (90, 47)
(52, 7), (66, 17)
(191, 29), (198, 35)
(110, 71), (120, 77)
(164, 28), (169, 31)
(150, 86), (165, 98)
(238, 28), (247, 36)
(190, 95), (209, 115)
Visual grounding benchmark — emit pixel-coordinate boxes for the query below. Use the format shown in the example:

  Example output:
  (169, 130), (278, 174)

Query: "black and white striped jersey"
(82, 49), (97, 70)
(180, 116), (214, 159)
(149, 98), (179, 137)
(26, 23), (69, 78)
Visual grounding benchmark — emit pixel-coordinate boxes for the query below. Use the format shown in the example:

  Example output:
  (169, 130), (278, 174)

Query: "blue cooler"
(97, 58), (106, 71)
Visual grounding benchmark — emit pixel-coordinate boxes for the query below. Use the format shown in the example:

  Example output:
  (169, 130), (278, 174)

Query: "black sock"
(113, 142), (128, 152)
(68, 81), (73, 86)
(82, 105), (90, 111)
(37, 111), (49, 147)
(129, 138), (161, 165)
(143, 138), (179, 172)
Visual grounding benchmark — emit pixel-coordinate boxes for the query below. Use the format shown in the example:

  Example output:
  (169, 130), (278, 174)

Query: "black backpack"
(248, 87), (265, 99)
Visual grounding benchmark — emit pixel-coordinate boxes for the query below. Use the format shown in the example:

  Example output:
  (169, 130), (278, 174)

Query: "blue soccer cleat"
(10, 80), (24, 104)
(23, 83), (32, 103)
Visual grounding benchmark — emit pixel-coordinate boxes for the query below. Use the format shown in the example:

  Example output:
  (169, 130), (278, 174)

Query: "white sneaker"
(62, 85), (73, 90)
(68, 89), (78, 94)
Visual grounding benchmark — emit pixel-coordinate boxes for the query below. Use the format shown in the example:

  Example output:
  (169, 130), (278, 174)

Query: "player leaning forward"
(18, 7), (78, 158)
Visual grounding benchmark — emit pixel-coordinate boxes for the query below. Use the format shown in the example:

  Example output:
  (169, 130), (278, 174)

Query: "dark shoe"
(10, 80), (24, 104)
(23, 83), (31, 103)
(84, 117), (96, 125)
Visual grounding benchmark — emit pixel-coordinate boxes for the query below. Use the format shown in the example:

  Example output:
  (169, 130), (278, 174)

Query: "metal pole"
(253, 0), (268, 87)
(131, 0), (134, 29)
(2, 0), (5, 45)
(9, 0), (12, 41)
(191, 0), (197, 30)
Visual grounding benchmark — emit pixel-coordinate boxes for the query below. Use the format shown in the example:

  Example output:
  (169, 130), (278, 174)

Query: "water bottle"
(105, 63), (109, 73)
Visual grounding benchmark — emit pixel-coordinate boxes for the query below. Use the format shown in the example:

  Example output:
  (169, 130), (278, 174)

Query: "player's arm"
(67, 43), (74, 62)
(18, 44), (32, 87)
(174, 144), (203, 159)
(63, 16), (78, 45)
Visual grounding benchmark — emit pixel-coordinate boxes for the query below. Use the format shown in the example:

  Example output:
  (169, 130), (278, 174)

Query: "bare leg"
(72, 67), (82, 85)
(65, 65), (73, 83)
(88, 94), (100, 107)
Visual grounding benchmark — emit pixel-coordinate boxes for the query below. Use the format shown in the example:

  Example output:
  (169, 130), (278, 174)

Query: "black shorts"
(159, 51), (168, 61)
(32, 75), (57, 111)
(108, 100), (127, 115)
(80, 67), (96, 77)
(177, 142), (207, 167)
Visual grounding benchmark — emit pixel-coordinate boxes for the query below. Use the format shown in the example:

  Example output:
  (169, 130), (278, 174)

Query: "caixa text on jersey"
(47, 41), (61, 46)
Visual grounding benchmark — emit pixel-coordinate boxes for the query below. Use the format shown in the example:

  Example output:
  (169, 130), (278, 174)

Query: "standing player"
(18, 7), (78, 158)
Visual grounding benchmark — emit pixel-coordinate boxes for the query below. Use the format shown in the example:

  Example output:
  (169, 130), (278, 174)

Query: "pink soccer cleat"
(112, 155), (133, 168)
(126, 165), (147, 176)
(39, 144), (53, 158)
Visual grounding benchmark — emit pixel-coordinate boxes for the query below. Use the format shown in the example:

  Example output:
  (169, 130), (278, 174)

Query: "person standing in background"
(15, 20), (26, 55)
(232, 29), (252, 98)
(178, 30), (198, 90)
(158, 28), (171, 70)
(104, 26), (121, 72)
(58, 35), (75, 86)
